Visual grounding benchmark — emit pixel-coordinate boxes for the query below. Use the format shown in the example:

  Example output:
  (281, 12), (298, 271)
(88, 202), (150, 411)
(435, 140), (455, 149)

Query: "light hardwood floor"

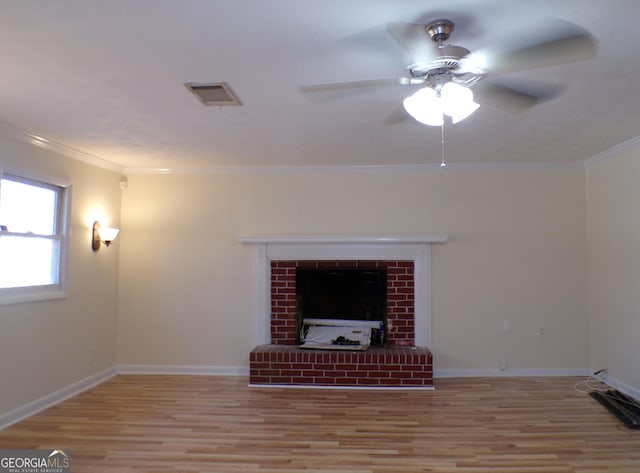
(1, 375), (638, 472)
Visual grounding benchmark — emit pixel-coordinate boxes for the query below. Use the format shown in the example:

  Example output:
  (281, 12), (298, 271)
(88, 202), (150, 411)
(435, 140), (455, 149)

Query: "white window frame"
(0, 171), (71, 306)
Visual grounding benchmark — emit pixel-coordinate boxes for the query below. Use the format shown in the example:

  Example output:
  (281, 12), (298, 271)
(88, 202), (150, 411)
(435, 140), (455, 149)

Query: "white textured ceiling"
(0, 0), (639, 172)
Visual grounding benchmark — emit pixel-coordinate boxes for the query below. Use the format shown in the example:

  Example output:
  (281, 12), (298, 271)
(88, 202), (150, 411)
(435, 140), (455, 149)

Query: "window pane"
(0, 175), (65, 297)
(0, 235), (59, 288)
(0, 178), (57, 234)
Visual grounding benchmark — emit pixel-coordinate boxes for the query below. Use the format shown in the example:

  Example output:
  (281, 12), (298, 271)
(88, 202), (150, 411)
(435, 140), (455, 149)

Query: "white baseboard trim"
(116, 364), (249, 376)
(0, 367), (117, 430)
(606, 376), (640, 401)
(5, 365), (636, 431)
(435, 368), (591, 378)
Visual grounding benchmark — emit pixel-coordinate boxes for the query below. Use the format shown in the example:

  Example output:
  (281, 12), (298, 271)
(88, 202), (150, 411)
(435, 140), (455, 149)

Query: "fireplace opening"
(296, 268), (387, 349)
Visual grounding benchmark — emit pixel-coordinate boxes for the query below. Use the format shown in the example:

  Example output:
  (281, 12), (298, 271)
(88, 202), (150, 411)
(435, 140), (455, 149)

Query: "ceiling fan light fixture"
(440, 82), (480, 123)
(440, 82), (471, 104)
(404, 82), (479, 126)
(449, 100), (480, 124)
(403, 87), (443, 126)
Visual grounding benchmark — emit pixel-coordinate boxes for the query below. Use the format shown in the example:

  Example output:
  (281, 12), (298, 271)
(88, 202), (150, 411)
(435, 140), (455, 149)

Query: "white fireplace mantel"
(237, 236), (448, 244)
(237, 235), (448, 348)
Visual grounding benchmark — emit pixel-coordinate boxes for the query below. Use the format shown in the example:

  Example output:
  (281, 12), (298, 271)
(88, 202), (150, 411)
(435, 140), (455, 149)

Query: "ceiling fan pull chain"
(440, 123), (447, 168)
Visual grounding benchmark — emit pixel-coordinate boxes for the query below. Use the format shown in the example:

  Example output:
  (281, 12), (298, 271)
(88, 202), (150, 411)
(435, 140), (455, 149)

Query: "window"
(0, 174), (69, 305)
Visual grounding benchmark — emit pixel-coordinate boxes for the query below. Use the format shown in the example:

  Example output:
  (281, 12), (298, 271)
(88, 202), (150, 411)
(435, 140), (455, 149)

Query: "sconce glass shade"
(92, 221), (120, 251)
(403, 82), (479, 126)
(99, 227), (120, 246)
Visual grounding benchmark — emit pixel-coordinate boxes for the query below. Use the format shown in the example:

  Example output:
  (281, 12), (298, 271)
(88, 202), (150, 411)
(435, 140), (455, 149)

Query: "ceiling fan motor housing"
(407, 19), (485, 89)
(426, 19), (454, 43)
(408, 54), (484, 89)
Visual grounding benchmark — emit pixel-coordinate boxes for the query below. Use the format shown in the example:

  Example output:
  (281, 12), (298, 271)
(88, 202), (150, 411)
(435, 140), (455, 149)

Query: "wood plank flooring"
(1, 375), (639, 472)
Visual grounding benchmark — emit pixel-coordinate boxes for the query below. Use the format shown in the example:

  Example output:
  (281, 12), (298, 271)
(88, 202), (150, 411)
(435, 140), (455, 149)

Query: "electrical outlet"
(498, 361), (508, 371)
(538, 327), (546, 338)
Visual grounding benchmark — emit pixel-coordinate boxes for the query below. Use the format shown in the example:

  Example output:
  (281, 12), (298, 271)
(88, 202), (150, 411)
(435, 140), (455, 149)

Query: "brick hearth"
(250, 345), (433, 387)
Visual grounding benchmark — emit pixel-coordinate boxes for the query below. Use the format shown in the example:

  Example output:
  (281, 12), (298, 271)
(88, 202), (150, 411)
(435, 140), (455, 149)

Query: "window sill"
(0, 287), (67, 306)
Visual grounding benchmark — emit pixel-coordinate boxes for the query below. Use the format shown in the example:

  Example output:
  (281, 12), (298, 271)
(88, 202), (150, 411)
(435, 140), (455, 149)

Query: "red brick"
(395, 326), (415, 333)
(334, 377), (354, 385)
(379, 378), (402, 385)
(270, 376), (293, 383)
(390, 281), (408, 288)
(367, 371), (391, 378)
(358, 363), (382, 371)
(396, 274), (414, 281)
(296, 261), (320, 268)
(250, 376), (271, 383)
(257, 368), (280, 376)
(401, 378), (427, 385)
(326, 371), (347, 378)
(301, 370), (325, 377)
(312, 377), (336, 384)
(393, 300), (415, 307)
(357, 378), (380, 385)
(281, 369), (305, 377)
(388, 371), (414, 379)
(347, 370), (375, 378)
(291, 377), (315, 384)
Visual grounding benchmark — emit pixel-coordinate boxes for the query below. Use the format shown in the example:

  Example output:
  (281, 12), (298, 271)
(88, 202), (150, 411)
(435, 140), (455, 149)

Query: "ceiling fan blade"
(468, 20), (597, 75)
(472, 82), (540, 114)
(386, 22), (440, 63)
(299, 77), (422, 94)
(384, 104), (411, 126)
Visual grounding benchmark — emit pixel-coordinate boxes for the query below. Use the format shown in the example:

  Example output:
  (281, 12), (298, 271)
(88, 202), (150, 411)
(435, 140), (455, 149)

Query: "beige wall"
(118, 168), (589, 372)
(587, 149), (640, 392)
(3, 127), (639, 421)
(0, 136), (121, 416)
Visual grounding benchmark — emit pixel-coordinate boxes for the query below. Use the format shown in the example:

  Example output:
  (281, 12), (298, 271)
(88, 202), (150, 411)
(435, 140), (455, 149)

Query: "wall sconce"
(92, 221), (120, 251)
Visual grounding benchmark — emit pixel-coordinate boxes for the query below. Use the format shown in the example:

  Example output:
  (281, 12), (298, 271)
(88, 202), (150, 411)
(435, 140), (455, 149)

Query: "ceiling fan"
(300, 16), (597, 125)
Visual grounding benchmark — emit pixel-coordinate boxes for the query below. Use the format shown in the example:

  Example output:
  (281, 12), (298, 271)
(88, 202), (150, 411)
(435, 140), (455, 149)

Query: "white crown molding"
(583, 134), (640, 168)
(0, 120), (123, 173)
(124, 161), (583, 176)
(2, 116), (637, 176)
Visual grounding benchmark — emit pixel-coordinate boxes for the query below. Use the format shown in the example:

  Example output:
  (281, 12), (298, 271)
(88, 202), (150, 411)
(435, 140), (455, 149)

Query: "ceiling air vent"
(185, 82), (242, 106)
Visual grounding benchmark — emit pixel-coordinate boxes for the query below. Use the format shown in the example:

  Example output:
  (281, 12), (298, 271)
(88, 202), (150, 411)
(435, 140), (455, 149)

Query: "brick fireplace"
(239, 236), (447, 388)
(270, 260), (415, 346)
